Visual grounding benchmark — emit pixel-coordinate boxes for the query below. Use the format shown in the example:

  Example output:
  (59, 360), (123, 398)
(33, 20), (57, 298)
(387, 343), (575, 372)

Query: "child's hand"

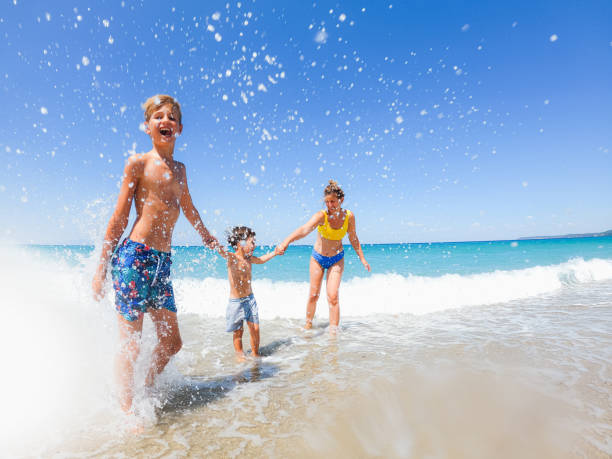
(362, 260), (371, 272)
(275, 244), (286, 255)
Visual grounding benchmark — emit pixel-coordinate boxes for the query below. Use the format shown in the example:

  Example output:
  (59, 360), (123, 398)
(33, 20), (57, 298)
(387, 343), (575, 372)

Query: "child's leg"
(246, 321), (260, 357)
(116, 314), (144, 413)
(233, 327), (246, 359)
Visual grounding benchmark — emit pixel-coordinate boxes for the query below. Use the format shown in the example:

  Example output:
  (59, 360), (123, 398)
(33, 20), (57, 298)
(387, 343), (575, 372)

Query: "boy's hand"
(362, 260), (371, 272)
(92, 272), (106, 301)
(275, 243), (287, 255)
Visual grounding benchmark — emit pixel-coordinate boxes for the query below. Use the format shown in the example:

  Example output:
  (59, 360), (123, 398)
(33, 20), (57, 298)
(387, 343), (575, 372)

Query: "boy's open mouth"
(160, 128), (172, 136)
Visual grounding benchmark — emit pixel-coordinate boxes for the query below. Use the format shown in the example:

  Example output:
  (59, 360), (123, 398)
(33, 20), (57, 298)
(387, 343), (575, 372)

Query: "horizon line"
(8, 233), (611, 248)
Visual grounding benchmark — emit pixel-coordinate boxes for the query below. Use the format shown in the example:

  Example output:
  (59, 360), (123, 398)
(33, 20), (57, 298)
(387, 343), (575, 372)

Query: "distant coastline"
(518, 229), (612, 240)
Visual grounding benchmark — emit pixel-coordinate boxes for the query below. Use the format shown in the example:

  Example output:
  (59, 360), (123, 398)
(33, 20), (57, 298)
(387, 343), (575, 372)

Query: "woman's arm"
(347, 212), (371, 272)
(92, 156), (141, 299)
(178, 163), (221, 251)
(276, 211), (324, 255)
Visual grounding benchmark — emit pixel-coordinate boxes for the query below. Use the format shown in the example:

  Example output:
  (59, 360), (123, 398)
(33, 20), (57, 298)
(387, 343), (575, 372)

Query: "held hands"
(203, 234), (228, 258)
(203, 233), (221, 250)
(274, 243), (288, 256)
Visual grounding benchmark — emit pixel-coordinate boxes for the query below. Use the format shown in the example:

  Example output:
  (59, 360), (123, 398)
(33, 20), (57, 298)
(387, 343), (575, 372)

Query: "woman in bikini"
(276, 180), (371, 329)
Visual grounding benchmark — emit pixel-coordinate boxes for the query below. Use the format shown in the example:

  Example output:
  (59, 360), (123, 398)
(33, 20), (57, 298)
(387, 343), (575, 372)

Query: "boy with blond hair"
(92, 94), (221, 414)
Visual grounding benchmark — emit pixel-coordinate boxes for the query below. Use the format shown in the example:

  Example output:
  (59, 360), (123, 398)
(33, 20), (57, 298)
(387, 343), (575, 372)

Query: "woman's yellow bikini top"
(317, 209), (351, 241)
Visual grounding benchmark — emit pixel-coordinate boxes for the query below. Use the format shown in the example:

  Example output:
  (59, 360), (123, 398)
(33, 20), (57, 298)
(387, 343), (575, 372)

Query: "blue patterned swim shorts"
(111, 239), (176, 321)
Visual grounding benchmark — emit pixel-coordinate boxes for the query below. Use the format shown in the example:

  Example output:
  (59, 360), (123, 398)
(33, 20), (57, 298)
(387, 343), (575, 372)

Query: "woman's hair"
(227, 226), (255, 248)
(142, 94), (182, 125)
(324, 180), (344, 199)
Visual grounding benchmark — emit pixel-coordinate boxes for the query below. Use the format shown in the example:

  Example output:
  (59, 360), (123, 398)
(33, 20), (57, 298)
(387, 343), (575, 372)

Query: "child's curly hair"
(226, 226), (255, 249)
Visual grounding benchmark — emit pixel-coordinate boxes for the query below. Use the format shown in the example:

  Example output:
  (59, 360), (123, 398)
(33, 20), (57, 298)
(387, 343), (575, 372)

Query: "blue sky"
(1, 0), (611, 245)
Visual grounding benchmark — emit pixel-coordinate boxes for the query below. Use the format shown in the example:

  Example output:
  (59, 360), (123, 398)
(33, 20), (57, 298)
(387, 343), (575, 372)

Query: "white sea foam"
(177, 257), (612, 317)
(0, 247), (119, 456)
(0, 246), (180, 456)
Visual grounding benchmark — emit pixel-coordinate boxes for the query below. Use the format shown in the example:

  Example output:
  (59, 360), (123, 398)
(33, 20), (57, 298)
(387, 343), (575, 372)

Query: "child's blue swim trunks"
(111, 239), (176, 321)
(226, 294), (259, 332)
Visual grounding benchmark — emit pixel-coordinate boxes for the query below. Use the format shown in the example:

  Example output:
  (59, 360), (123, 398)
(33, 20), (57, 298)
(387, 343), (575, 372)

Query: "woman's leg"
(146, 308), (183, 387)
(306, 257), (325, 329)
(326, 258), (345, 328)
(116, 314), (144, 413)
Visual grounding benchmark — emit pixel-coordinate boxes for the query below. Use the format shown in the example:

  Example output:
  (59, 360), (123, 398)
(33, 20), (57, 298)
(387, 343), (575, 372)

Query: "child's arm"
(276, 211), (324, 255)
(178, 163), (221, 252)
(347, 212), (371, 272)
(250, 250), (277, 264)
(92, 156), (140, 300)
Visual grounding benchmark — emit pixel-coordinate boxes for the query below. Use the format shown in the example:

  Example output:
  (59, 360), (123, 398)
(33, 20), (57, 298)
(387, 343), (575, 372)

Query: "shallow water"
(1, 243), (611, 457)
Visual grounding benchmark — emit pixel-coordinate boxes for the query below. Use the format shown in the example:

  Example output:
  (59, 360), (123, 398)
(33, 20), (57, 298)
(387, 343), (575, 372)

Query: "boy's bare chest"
(141, 162), (183, 201)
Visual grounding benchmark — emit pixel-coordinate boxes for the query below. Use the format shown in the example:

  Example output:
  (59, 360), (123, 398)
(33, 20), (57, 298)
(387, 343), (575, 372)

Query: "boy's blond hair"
(142, 94), (182, 125)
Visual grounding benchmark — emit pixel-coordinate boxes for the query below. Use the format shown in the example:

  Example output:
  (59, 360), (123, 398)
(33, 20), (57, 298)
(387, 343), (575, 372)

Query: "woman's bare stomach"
(313, 237), (344, 257)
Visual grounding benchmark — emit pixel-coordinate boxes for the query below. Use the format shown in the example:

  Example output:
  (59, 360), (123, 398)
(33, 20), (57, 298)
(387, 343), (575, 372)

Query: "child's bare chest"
(231, 259), (252, 277)
(141, 162), (182, 203)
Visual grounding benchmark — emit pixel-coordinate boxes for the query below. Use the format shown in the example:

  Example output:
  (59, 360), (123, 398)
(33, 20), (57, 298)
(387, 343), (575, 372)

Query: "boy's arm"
(178, 163), (221, 251)
(347, 212), (371, 272)
(92, 156), (140, 300)
(250, 251), (277, 264)
(276, 211), (324, 255)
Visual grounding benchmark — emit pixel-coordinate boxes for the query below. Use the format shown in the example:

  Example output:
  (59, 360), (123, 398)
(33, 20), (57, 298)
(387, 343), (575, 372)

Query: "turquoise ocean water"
(31, 236), (612, 281)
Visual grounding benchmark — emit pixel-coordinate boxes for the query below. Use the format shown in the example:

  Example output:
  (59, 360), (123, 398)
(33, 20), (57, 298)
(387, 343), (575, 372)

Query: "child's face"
(324, 194), (343, 214)
(146, 104), (183, 144)
(240, 236), (256, 257)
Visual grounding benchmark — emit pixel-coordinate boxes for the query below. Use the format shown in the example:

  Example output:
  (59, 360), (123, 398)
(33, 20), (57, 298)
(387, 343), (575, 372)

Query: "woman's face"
(324, 194), (343, 214)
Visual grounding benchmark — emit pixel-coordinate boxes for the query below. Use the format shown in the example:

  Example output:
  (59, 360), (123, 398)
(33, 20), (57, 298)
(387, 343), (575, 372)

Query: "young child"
(222, 226), (276, 361)
(92, 94), (221, 414)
